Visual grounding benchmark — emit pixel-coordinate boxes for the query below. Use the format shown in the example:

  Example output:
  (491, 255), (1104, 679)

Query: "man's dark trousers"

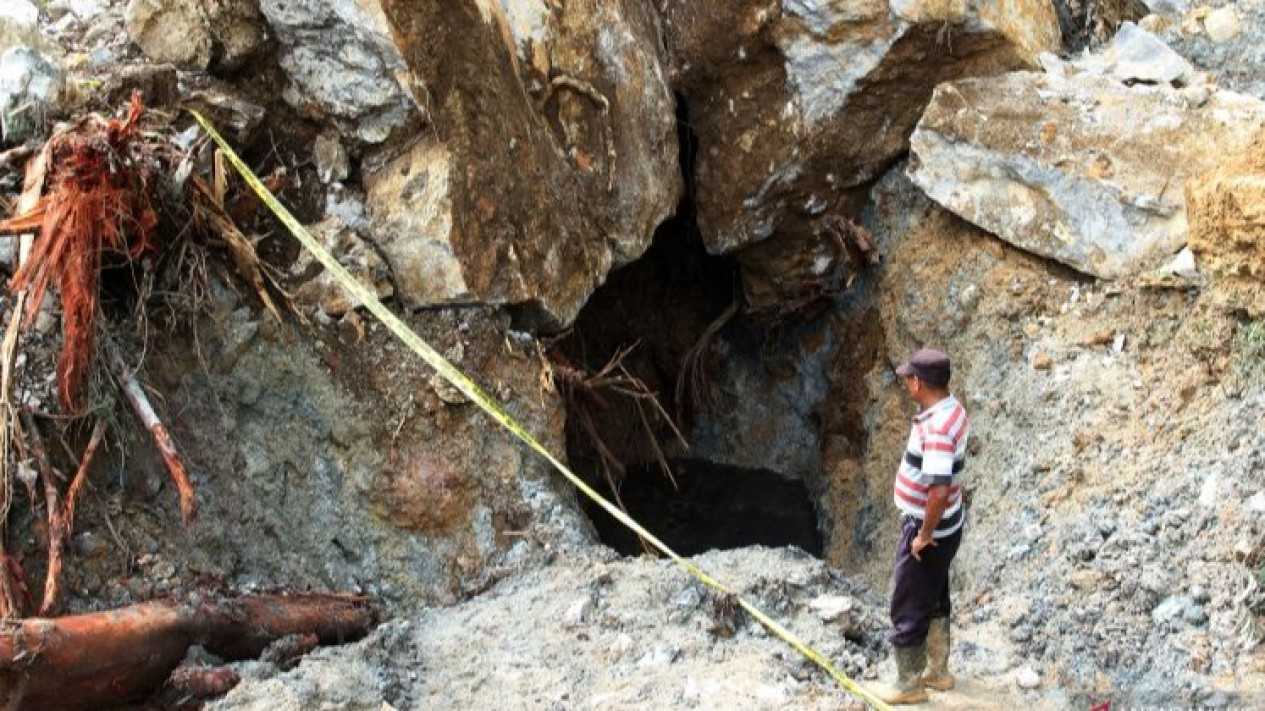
(889, 514), (962, 646)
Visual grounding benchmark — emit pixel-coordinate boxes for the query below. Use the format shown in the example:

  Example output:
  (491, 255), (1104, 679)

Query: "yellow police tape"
(191, 110), (892, 711)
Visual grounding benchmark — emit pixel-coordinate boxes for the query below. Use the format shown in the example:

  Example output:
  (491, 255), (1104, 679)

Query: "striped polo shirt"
(893, 394), (969, 538)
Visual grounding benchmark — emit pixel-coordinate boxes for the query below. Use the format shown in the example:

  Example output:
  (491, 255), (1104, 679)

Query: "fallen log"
(0, 593), (377, 710)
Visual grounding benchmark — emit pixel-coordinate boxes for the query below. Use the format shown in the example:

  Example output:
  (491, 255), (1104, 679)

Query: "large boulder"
(269, 0), (680, 329)
(0, 46), (62, 143)
(124, 0), (268, 73)
(664, 0), (1060, 310)
(258, 0), (417, 144)
(908, 70), (1265, 279)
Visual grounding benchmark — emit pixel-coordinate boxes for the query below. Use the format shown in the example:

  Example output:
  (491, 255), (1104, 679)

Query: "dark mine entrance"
(561, 96), (824, 559)
(585, 459), (823, 557)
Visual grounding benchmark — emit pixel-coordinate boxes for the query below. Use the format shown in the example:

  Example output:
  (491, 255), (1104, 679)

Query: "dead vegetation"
(0, 94), (288, 619)
(675, 296), (738, 426)
(543, 343), (686, 553)
(0, 93), (383, 707)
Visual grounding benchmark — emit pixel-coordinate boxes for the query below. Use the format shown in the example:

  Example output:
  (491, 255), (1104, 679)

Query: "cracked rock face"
(664, 0), (1058, 310)
(258, 0), (419, 143)
(353, 0), (681, 329)
(908, 71), (1265, 279)
(259, 0), (680, 329)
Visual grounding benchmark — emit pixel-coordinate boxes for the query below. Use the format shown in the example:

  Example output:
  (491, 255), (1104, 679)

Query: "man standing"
(883, 348), (968, 705)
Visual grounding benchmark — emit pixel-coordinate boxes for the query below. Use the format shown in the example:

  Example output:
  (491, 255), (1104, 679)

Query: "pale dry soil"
(215, 547), (1072, 711)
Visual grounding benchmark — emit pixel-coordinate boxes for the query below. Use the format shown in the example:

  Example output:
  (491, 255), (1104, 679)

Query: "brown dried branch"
(551, 345), (688, 555)
(18, 409), (66, 616)
(190, 174), (291, 326)
(109, 346), (196, 523)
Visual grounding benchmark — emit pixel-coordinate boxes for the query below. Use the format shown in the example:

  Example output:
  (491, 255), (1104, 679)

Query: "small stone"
(1233, 539), (1254, 561)
(44, 0), (72, 20)
(429, 373), (470, 405)
(1075, 22), (1193, 85)
(563, 597), (594, 627)
(1032, 352), (1053, 370)
(1152, 595), (1194, 625)
(1180, 85), (1211, 109)
(1183, 604), (1208, 626)
(1016, 666), (1040, 689)
(672, 587), (702, 609)
(34, 292), (59, 335)
(314, 131), (351, 184)
(808, 594), (855, 622)
(1111, 333), (1126, 356)
(1203, 7), (1241, 43)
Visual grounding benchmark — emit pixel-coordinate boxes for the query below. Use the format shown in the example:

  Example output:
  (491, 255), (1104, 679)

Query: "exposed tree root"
(0, 93), (295, 626)
(549, 345), (686, 554)
(822, 215), (880, 282)
(59, 418), (106, 564)
(0, 94), (161, 414)
(13, 410), (106, 617)
(0, 295), (26, 620)
(17, 409), (66, 617)
(109, 346), (196, 523)
(675, 297), (739, 426)
(0, 593), (378, 710)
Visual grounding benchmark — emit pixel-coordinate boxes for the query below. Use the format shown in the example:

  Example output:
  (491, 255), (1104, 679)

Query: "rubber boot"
(923, 616), (955, 691)
(881, 643), (930, 705)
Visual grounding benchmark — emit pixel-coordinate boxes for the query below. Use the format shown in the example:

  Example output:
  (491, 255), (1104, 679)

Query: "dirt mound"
(213, 546), (1072, 710)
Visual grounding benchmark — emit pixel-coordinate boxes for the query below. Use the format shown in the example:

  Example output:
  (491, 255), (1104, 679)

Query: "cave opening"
(558, 96), (825, 558)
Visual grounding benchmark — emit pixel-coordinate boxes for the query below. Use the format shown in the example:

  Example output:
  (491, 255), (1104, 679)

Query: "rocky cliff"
(1, 0), (1263, 708)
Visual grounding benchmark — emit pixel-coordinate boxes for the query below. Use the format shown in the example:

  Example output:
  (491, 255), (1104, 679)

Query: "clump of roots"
(675, 297), (738, 426)
(543, 343), (685, 553)
(0, 94), (289, 618)
(0, 94), (161, 414)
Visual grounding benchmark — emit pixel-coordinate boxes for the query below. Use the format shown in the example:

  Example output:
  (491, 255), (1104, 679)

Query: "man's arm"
(912, 425), (956, 560)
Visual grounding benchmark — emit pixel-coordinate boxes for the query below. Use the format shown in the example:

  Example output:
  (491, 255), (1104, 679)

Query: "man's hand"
(911, 534), (938, 561)
(912, 483), (950, 561)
